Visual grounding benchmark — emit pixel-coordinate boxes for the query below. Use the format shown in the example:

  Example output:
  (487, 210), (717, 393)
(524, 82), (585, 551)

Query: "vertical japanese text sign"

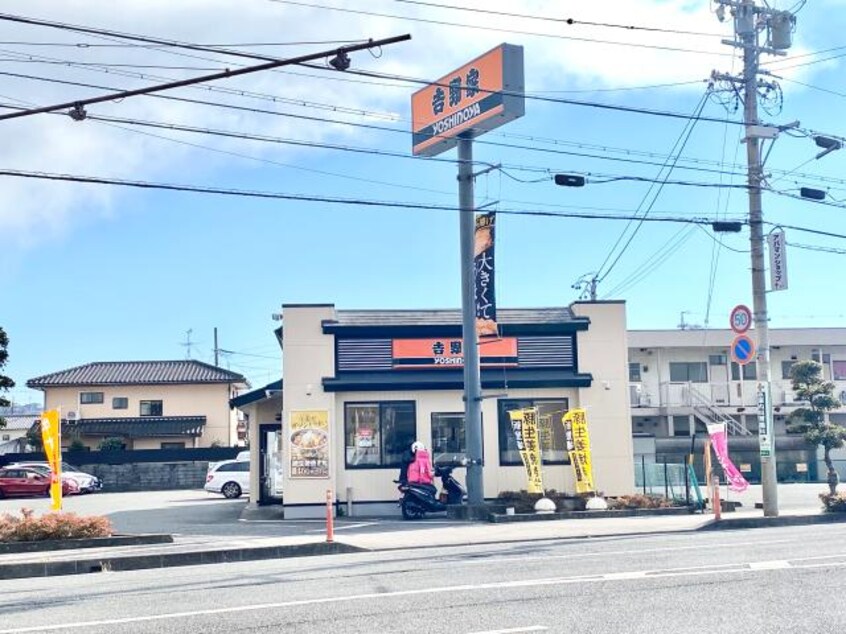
(767, 229), (788, 291)
(563, 409), (595, 494)
(508, 408), (543, 493)
(474, 212), (497, 338)
(40, 409), (62, 510)
(411, 44), (524, 157)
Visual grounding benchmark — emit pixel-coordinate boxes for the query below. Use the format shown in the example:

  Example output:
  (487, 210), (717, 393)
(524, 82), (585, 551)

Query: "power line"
(393, 0), (724, 37)
(0, 35), (412, 122)
(597, 90), (711, 285)
(269, 0), (735, 56)
(0, 168), (741, 226)
(0, 39), (365, 48)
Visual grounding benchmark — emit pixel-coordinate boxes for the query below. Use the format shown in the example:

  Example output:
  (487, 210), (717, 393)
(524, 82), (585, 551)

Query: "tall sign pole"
(458, 136), (484, 504)
(411, 44), (525, 507)
(715, 0), (796, 516)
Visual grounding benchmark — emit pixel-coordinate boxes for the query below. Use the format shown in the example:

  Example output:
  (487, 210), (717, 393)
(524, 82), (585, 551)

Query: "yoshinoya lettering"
(430, 102), (482, 135)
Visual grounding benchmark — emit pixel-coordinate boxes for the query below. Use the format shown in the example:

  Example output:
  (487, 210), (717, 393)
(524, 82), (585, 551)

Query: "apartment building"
(628, 328), (846, 481)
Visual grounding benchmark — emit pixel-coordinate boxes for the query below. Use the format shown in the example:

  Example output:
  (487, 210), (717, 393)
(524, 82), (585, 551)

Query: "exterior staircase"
(688, 385), (752, 436)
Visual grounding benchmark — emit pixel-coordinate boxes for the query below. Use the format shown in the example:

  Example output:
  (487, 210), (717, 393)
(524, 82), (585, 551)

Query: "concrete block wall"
(78, 461), (211, 492)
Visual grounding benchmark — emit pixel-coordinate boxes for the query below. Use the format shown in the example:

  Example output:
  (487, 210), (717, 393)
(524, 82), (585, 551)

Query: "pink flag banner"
(706, 422), (749, 493)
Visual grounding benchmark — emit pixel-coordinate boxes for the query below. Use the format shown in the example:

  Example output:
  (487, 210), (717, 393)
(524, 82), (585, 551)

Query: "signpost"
(729, 304), (753, 334)
(411, 44), (525, 507)
(730, 334), (756, 366)
(757, 382), (774, 457)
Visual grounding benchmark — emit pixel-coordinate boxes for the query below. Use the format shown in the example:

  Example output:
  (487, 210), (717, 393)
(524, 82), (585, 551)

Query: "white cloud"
(0, 0), (827, 248)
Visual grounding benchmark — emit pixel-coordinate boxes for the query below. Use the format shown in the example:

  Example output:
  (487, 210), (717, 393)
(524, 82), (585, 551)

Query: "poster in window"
(289, 410), (330, 478)
(562, 409), (595, 494)
(474, 212), (498, 338)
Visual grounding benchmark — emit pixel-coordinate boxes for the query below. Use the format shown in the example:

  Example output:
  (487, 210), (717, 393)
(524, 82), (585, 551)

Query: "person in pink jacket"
(407, 441), (435, 489)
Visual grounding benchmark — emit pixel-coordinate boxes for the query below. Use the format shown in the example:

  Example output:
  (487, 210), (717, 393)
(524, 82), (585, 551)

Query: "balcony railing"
(629, 381), (808, 409)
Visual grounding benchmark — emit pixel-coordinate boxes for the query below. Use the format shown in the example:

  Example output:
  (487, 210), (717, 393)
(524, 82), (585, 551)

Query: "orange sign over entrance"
(392, 337), (518, 369)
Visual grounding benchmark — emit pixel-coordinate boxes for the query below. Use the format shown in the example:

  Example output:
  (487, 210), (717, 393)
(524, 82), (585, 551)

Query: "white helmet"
(410, 441), (425, 453)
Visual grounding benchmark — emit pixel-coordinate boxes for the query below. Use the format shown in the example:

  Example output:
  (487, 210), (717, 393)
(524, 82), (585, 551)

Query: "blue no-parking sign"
(731, 334), (756, 365)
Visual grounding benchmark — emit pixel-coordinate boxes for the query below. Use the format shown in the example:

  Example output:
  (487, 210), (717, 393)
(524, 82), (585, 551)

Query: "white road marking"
(437, 538), (795, 566)
(749, 560), (792, 570)
(306, 522), (378, 533)
(1, 555), (841, 634)
(470, 625), (549, 634)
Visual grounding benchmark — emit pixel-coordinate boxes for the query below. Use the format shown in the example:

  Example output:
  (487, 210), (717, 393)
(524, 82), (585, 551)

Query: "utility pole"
(214, 327), (220, 367)
(714, 0), (796, 517)
(458, 135), (484, 506)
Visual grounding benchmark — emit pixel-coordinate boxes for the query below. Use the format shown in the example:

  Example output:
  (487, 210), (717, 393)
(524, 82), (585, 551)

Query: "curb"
(0, 534), (173, 555)
(698, 512), (846, 531)
(488, 507), (692, 523)
(0, 541), (365, 580)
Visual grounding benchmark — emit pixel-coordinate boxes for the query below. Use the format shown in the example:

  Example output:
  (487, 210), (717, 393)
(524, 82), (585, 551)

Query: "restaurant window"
(140, 400), (163, 417)
(628, 362), (641, 382)
(731, 362), (757, 381)
(669, 362), (708, 383)
(345, 401), (416, 468)
(431, 412), (478, 466)
(80, 392), (104, 404)
(498, 398), (568, 466)
(112, 397), (128, 410)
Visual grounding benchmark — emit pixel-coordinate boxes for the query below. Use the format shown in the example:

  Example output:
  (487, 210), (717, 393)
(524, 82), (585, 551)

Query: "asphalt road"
(1, 522), (844, 633)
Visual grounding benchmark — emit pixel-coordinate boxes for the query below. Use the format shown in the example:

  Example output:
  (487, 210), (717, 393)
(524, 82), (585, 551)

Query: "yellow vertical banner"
(563, 408), (595, 495)
(508, 408), (543, 494)
(40, 409), (62, 510)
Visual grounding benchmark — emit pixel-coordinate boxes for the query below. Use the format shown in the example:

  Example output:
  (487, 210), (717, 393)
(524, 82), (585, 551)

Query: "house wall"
(43, 383), (238, 449)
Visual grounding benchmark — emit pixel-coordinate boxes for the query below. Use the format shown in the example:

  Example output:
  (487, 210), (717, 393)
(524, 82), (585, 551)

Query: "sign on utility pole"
(411, 44), (525, 507)
(767, 230), (788, 291)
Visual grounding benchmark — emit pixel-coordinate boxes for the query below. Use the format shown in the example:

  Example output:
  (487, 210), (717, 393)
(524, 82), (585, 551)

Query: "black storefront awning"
(62, 416), (207, 438)
(322, 369), (593, 392)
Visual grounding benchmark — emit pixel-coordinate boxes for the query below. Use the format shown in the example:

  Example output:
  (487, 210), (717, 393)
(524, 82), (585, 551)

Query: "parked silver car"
(10, 461), (102, 493)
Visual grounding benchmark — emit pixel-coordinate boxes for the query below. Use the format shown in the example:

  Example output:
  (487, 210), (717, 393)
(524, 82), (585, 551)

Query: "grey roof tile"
(0, 415), (40, 431)
(330, 307), (579, 327)
(27, 360), (247, 389)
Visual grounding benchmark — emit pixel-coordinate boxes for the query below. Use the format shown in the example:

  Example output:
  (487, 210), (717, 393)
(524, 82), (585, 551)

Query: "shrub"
(68, 438), (86, 452)
(607, 494), (675, 510)
(0, 508), (112, 542)
(496, 489), (586, 514)
(820, 492), (846, 513)
(97, 437), (125, 451)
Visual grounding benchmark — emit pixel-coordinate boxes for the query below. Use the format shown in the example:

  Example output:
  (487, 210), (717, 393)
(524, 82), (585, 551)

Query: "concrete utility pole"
(715, 0), (797, 517)
(458, 135), (484, 506)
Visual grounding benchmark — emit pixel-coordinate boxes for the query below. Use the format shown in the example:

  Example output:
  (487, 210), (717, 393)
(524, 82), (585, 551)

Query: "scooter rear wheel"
(401, 499), (425, 520)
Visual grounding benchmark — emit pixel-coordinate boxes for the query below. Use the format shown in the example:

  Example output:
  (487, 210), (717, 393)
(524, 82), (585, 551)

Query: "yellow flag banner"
(563, 408), (595, 495)
(40, 409), (62, 511)
(508, 408), (543, 494)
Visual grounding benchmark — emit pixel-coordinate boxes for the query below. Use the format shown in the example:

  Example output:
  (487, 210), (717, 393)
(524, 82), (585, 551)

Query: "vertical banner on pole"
(767, 229), (788, 291)
(508, 408), (543, 493)
(562, 409), (595, 494)
(40, 409), (62, 511)
(474, 212), (497, 338)
(706, 422), (750, 493)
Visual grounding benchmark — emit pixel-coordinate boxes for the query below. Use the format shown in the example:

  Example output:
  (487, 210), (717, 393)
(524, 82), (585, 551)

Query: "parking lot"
(0, 489), (466, 539)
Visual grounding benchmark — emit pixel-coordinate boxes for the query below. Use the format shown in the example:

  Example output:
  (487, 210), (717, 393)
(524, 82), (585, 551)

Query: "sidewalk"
(2, 508), (844, 580)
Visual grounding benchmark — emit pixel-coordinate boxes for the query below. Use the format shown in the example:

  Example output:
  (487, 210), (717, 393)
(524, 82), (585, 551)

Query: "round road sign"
(730, 304), (753, 334)
(731, 334), (756, 365)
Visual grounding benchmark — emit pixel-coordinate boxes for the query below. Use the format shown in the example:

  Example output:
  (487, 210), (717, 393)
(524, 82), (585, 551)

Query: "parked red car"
(0, 467), (79, 498)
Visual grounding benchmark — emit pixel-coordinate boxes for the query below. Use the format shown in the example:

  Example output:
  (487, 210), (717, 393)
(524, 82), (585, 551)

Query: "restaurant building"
(239, 301), (634, 518)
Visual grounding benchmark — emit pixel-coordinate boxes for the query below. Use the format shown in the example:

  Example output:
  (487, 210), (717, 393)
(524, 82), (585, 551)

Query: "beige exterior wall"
(571, 301), (634, 496)
(270, 302), (635, 516)
(42, 383), (239, 449)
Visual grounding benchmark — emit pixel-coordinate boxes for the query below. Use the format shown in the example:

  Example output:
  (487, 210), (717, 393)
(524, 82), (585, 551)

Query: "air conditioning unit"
(66, 411), (77, 420)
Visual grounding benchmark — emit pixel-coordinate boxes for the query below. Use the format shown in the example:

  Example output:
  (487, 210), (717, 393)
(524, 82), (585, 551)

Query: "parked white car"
(204, 460), (250, 499)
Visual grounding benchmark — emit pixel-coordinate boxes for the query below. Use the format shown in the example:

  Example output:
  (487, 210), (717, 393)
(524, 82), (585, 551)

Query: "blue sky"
(2, 0), (846, 405)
